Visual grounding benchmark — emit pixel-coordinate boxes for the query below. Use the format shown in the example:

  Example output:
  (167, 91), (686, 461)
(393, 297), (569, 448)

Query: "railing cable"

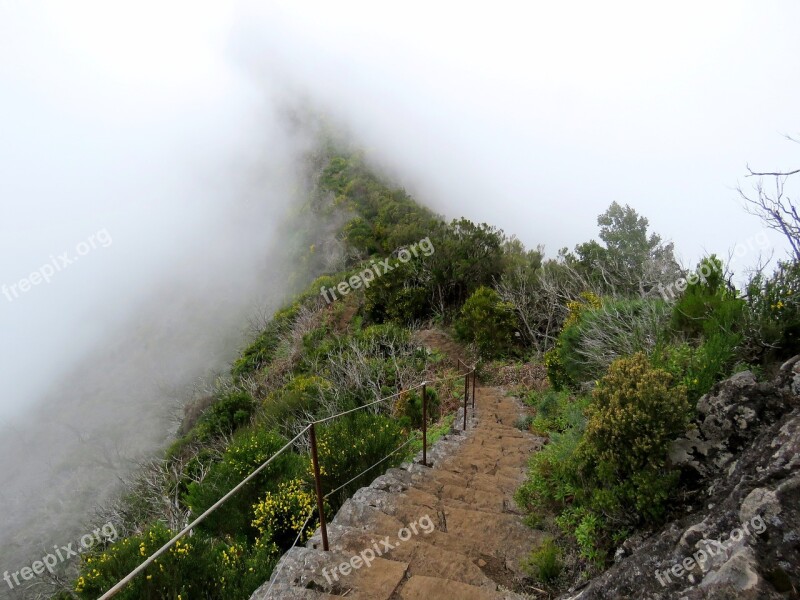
(323, 433), (421, 500)
(98, 425), (310, 600)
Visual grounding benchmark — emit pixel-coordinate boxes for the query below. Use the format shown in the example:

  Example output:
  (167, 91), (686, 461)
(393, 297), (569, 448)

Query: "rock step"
(399, 575), (525, 600)
(354, 478), (516, 516)
(250, 546), (407, 600)
(308, 522), (496, 589)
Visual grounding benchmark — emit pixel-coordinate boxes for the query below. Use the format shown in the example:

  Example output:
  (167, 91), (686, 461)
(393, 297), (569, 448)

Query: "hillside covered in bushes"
(52, 145), (800, 599)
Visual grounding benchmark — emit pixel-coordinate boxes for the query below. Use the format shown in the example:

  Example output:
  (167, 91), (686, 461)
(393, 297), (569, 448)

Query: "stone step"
(250, 546), (407, 600)
(408, 465), (522, 496)
(308, 522), (495, 589)
(398, 575), (518, 600)
(354, 479), (512, 517)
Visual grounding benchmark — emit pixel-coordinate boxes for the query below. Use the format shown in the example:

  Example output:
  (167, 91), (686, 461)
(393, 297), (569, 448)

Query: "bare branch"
(745, 164), (800, 178)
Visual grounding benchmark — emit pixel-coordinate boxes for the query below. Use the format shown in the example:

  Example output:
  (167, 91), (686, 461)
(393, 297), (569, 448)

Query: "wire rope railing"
(99, 363), (477, 598)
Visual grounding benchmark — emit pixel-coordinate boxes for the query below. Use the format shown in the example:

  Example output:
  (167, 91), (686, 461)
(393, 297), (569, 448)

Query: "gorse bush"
(183, 428), (304, 539)
(73, 523), (277, 600)
(455, 286), (519, 358)
(74, 523), (210, 599)
(252, 478), (319, 550)
(577, 354), (689, 524)
(746, 258), (800, 359)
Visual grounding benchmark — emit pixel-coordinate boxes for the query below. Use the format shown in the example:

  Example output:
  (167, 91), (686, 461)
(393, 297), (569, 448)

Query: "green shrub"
(74, 523), (217, 599)
(557, 298), (671, 386)
(515, 415), (535, 431)
(745, 259), (800, 359)
(545, 292), (602, 389)
(523, 537), (563, 583)
(364, 259), (432, 323)
(516, 425), (584, 515)
(195, 391), (256, 441)
(520, 354), (690, 563)
(578, 354), (689, 524)
(260, 375), (333, 434)
(652, 331), (741, 403)
(455, 286), (519, 358)
(183, 428), (304, 538)
(544, 346), (570, 391)
(354, 322), (411, 351)
(74, 524), (278, 600)
(558, 507), (607, 565)
(527, 389), (588, 434)
(671, 256), (745, 338)
(232, 305), (299, 378)
(394, 388), (441, 429)
(313, 412), (408, 511)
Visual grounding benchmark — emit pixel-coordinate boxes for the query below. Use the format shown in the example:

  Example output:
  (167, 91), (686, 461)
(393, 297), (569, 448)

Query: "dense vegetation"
(510, 198), (799, 586)
(56, 146), (799, 598)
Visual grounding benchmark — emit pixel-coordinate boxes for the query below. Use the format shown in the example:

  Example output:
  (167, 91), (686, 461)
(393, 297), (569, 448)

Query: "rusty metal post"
(463, 372), (468, 431)
(309, 423), (329, 551)
(422, 383), (428, 467)
(472, 369), (476, 410)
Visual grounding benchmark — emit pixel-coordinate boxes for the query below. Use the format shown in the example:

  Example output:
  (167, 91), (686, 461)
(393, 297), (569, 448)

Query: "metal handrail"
(98, 365), (477, 598)
(98, 426), (311, 599)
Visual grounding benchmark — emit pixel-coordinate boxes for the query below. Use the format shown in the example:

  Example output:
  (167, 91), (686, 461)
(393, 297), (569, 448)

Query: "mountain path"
(251, 383), (544, 599)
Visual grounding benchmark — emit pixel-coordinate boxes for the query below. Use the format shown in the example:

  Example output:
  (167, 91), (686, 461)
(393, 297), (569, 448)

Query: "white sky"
(1, 0), (799, 421)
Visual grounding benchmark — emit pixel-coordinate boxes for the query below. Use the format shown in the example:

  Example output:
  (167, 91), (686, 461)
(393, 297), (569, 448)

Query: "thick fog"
(0, 1), (318, 590)
(234, 0), (799, 265)
(1, 0), (799, 595)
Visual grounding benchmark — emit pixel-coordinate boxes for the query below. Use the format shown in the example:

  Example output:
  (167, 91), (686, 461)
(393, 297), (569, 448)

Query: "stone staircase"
(251, 385), (544, 599)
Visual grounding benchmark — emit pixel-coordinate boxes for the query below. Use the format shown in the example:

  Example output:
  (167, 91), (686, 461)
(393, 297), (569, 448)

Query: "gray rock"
(561, 357), (800, 600)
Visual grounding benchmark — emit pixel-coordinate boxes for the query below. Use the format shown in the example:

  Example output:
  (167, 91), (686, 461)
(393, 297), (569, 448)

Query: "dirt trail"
(251, 383), (544, 599)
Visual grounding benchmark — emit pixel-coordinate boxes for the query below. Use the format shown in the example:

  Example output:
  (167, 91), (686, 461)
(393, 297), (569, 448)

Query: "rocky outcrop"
(562, 357), (800, 600)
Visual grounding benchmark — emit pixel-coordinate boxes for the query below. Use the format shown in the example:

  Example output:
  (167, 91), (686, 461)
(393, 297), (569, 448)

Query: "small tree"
(574, 202), (681, 297)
